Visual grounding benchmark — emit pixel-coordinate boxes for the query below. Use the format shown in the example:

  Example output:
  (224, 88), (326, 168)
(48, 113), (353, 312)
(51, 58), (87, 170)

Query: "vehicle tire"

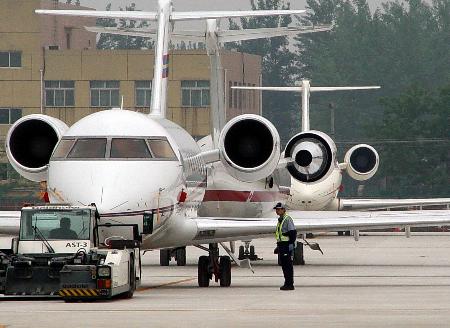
(160, 249), (170, 266)
(198, 256), (210, 287)
(176, 247), (186, 266)
(124, 256), (136, 299)
(293, 243), (305, 266)
(238, 245), (245, 260)
(344, 231), (351, 236)
(337, 231), (344, 236)
(219, 256), (231, 287)
(249, 245), (255, 257)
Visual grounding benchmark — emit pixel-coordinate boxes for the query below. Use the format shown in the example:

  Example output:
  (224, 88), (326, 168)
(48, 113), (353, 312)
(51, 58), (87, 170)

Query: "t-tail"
(233, 80), (380, 132)
(36, 0), (305, 120)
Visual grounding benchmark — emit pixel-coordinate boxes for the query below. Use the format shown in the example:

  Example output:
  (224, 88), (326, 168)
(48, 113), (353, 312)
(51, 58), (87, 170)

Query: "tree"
(227, 0), (299, 143)
(96, 3), (153, 50)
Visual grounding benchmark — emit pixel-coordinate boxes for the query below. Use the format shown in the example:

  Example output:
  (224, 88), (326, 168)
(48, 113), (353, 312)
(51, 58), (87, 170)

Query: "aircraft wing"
(189, 210), (450, 244)
(0, 211), (21, 235)
(340, 198), (450, 211)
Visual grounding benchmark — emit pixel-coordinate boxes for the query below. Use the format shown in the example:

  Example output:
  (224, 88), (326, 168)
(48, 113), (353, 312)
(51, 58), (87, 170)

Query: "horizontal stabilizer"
(37, 9), (304, 22)
(171, 10), (305, 21)
(85, 26), (205, 41)
(35, 9), (159, 21)
(232, 86), (381, 92)
(219, 25), (332, 43)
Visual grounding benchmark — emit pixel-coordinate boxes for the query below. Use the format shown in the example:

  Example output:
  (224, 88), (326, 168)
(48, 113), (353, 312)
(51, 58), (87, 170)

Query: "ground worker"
(273, 202), (296, 290)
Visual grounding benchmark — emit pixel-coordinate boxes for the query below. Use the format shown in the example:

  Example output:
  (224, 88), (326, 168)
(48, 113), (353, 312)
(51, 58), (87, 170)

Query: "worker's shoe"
(280, 285), (295, 291)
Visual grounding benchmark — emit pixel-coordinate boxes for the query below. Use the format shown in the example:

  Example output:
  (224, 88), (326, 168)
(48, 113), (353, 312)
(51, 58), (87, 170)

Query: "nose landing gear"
(196, 243), (231, 287)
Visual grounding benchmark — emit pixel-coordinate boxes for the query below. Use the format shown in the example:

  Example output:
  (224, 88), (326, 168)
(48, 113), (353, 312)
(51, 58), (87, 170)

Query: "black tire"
(176, 247), (186, 266)
(219, 256), (231, 287)
(344, 231), (351, 236)
(124, 256), (136, 299)
(160, 249), (170, 266)
(198, 256), (210, 287)
(249, 245), (255, 257)
(293, 244), (305, 266)
(337, 231), (344, 236)
(238, 245), (245, 260)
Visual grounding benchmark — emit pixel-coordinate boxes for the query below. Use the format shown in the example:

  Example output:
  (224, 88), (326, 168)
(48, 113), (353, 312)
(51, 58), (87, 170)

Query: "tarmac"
(1, 233), (450, 328)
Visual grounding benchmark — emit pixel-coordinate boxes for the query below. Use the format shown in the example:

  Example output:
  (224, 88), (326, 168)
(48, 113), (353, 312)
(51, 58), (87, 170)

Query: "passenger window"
(67, 138), (107, 159)
(110, 138), (152, 158)
(52, 139), (75, 159)
(147, 139), (176, 159)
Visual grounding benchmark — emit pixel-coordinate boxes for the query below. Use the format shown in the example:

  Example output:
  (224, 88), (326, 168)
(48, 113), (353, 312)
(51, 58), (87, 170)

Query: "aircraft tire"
(160, 249), (170, 266)
(219, 256), (231, 287)
(250, 245), (255, 257)
(198, 256), (210, 287)
(176, 247), (186, 266)
(238, 245), (245, 260)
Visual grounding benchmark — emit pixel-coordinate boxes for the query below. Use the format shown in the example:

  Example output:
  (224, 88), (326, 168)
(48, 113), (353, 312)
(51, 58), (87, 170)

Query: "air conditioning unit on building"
(47, 45), (59, 50)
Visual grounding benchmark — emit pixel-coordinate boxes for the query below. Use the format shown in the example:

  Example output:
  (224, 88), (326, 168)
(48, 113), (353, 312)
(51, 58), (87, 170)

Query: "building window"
(181, 80), (210, 107)
(45, 81), (75, 107)
(0, 108), (22, 124)
(90, 81), (120, 107)
(0, 51), (21, 68)
(135, 81), (152, 107)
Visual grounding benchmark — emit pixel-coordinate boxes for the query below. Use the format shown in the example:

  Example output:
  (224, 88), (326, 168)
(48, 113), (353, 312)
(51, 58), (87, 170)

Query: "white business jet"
(2, 0), (450, 287)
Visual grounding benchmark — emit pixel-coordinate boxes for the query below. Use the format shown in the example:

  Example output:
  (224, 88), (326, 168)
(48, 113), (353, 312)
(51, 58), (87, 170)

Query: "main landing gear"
(238, 241), (261, 261)
(160, 247), (186, 266)
(197, 243), (231, 287)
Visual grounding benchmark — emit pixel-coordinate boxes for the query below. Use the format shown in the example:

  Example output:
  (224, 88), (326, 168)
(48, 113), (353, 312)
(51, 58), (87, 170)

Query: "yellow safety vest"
(275, 214), (290, 242)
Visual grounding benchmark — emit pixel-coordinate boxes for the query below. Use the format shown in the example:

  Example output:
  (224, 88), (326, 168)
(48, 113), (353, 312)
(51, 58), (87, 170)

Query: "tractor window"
(67, 138), (107, 159)
(20, 209), (91, 240)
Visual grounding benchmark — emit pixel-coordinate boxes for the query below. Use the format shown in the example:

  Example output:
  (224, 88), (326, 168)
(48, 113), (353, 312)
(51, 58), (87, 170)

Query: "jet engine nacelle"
(218, 114), (280, 182)
(284, 130), (336, 183)
(6, 114), (69, 182)
(344, 144), (379, 181)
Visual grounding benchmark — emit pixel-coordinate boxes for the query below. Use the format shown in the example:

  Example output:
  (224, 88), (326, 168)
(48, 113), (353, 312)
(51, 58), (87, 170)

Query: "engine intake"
(219, 114), (280, 182)
(344, 144), (379, 181)
(6, 114), (68, 182)
(284, 131), (336, 183)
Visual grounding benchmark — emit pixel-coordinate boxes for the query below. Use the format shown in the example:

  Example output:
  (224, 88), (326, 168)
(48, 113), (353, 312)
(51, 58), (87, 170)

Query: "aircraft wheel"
(198, 256), (210, 287)
(176, 247), (186, 266)
(337, 231), (344, 236)
(238, 245), (245, 260)
(160, 249), (170, 266)
(344, 231), (351, 236)
(219, 256), (231, 287)
(250, 245), (255, 257)
(293, 243), (305, 266)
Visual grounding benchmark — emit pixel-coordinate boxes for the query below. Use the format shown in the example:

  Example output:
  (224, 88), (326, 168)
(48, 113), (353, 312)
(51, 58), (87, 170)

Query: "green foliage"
(96, 3), (154, 50)
(227, 0), (299, 143)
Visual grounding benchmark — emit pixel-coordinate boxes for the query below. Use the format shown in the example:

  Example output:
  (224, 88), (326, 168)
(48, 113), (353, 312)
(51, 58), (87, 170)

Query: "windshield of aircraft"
(52, 137), (177, 160)
(20, 209), (92, 240)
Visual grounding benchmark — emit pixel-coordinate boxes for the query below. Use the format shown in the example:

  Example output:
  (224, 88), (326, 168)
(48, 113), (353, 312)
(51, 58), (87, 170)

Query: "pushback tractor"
(0, 204), (140, 301)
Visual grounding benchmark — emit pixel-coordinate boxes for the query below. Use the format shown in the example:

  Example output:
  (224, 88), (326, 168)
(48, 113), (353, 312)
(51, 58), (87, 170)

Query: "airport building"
(0, 0), (262, 185)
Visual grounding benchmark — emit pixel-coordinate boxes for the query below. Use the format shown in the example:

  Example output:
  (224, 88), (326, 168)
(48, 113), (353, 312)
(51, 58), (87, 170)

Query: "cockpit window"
(147, 139), (176, 159)
(52, 139), (75, 158)
(67, 138), (107, 159)
(110, 138), (152, 158)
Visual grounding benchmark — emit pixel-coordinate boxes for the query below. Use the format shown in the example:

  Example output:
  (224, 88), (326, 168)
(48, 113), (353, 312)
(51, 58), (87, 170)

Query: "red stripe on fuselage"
(202, 190), (284, 203)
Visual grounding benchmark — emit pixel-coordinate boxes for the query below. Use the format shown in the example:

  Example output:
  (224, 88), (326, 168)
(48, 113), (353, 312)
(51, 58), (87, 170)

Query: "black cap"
(273, 202), (285, 209)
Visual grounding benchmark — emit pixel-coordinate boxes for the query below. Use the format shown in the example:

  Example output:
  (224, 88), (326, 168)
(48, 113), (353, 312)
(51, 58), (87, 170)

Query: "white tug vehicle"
(0, 204), (141, 301)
